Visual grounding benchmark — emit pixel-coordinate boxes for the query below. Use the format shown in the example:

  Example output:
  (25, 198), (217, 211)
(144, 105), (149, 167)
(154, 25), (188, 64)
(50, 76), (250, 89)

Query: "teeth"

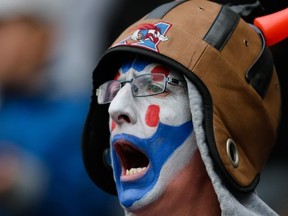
(125, 167), (146, 176)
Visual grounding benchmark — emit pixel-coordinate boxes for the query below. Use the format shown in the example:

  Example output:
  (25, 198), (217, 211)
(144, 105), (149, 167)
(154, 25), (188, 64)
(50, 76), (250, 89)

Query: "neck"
(124, 150), (221, 216)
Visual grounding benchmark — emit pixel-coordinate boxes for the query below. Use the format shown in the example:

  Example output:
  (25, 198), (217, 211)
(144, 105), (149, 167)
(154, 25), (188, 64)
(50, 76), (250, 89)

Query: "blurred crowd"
(0, 0), (125, 215)
(0, 0), (286, 216)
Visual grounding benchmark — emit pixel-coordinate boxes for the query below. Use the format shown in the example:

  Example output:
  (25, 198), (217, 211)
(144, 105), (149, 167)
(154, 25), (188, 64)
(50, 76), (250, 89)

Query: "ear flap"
(82, 101), (117, 195)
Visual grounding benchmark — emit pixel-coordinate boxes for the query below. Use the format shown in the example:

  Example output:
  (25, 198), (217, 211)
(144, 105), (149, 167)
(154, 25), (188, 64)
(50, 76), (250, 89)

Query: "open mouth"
(115, 141), (149, 181)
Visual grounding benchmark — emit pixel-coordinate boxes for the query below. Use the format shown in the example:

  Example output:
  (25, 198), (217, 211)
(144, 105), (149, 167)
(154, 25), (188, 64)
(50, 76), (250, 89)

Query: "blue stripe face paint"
(111, 121), (193, 208)
(120, 58), (151, 74)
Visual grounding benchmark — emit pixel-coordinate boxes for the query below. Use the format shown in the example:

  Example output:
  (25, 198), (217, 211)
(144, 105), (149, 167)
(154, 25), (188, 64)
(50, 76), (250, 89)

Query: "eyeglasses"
(96, 73), (185, 104)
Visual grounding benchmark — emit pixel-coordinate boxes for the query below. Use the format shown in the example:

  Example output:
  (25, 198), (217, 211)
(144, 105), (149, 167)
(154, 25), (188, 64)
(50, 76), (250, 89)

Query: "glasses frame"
(96, 73), (185, 104)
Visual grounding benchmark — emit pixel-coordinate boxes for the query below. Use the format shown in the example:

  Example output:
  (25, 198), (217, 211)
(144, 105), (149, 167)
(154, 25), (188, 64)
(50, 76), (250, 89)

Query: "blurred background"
(0, 0), (126, 215)
(0, 0), (286, 216)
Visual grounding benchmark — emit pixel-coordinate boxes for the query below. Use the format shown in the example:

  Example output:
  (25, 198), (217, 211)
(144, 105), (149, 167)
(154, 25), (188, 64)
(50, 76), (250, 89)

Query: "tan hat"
(82, 0), (281, 195)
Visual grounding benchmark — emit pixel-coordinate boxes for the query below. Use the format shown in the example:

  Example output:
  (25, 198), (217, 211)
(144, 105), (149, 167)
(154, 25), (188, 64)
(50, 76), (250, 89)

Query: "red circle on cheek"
(111, 120), (116, 131)
(145, 105), (160, 127)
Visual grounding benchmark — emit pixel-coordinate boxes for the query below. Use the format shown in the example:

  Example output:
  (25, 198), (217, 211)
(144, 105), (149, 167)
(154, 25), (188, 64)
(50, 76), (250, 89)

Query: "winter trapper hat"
(82, 0), (281, 195)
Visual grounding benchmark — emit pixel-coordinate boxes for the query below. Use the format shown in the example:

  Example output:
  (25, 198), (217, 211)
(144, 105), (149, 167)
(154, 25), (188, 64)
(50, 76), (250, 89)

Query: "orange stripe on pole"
(254, 8), (288, 46)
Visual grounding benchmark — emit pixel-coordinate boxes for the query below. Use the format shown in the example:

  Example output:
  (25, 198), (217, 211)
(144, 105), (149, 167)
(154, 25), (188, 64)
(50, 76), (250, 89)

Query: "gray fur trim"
(185, 77), (278, 216)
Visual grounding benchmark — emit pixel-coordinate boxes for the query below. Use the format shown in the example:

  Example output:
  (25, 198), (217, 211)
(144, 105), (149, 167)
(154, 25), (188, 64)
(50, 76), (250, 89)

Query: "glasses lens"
(133, 73), (165, 96)
(97, 80), (121, 104)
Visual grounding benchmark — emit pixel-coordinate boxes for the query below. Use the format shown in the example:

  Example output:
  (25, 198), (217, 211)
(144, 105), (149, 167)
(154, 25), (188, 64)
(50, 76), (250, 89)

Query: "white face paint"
(108, 58), (197, 210)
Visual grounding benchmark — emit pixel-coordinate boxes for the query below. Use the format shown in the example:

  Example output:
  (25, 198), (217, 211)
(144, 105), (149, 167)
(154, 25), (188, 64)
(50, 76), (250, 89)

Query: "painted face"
(108, 58), (196, 210)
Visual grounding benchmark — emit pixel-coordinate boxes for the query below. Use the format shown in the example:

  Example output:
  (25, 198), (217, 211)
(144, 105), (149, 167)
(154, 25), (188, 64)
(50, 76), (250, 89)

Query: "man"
(82, 0), (282, 215)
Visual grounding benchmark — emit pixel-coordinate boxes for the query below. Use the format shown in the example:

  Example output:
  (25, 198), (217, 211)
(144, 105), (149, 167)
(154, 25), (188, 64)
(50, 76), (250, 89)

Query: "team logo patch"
(115, 22), (171, 52)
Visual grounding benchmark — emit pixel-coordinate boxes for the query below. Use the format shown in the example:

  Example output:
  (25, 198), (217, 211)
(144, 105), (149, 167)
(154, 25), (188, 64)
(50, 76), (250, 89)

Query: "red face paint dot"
(114, 72), (121, 80)
(145, 104), (160, 127)
(111, 120), (116, 131)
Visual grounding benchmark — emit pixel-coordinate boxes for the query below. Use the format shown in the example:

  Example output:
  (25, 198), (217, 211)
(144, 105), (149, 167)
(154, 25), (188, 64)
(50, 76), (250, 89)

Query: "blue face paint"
(120, 59), (151, 74)
(111, 121), (193, 207)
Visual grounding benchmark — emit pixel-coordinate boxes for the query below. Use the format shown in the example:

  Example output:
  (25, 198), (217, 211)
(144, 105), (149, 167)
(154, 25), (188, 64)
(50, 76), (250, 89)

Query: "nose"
(108, 83), (137, 125)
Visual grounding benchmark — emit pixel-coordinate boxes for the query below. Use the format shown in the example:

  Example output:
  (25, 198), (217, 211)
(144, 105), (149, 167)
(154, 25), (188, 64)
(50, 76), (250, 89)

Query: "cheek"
(145, 104), (160, 127)
(110, 104), (160, 130)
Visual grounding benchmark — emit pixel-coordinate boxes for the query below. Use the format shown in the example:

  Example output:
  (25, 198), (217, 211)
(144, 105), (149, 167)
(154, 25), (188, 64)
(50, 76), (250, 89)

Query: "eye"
(133, 74), (166, 96)
(111, 87), (120, 98)
(132, 84), (139, 94)
(146, 83), (163, 94)
(108, 82), (121, 100)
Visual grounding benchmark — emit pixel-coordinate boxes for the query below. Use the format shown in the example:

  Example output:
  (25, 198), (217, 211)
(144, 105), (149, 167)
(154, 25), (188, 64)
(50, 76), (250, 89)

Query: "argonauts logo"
(115, 22), (171, 52)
